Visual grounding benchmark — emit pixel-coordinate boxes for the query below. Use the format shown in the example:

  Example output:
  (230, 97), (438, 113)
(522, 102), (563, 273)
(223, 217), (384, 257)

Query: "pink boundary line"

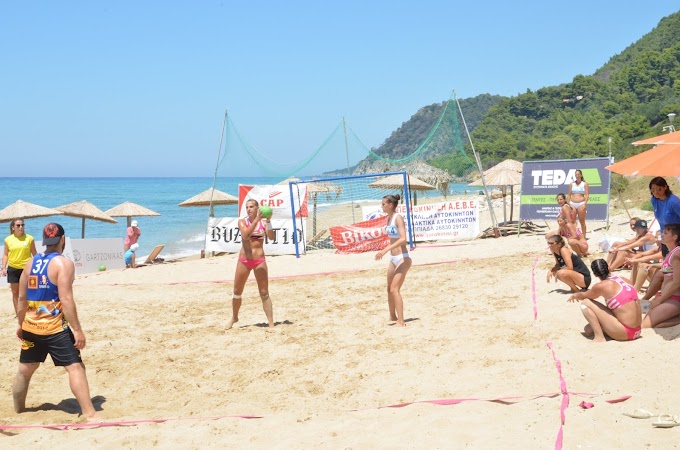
(0, 414), (262, 431)
(13, 252), (628, 435)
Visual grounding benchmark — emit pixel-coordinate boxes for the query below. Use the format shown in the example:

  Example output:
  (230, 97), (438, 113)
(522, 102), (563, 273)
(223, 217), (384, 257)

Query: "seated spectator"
(624, 232), (662, 292)
(125, 243), (139, 269)
(568, 259), (642, 342)
(546, 193), (578, 240)
(642, 223), (680, 329)
(557, 214), (588, 257)
(546, 235), (592, 293)
(607, 219), (656, 271)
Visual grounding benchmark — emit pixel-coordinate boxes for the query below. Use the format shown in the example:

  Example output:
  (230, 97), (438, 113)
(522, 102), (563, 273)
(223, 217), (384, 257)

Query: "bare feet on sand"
(226, 318), (238, 330)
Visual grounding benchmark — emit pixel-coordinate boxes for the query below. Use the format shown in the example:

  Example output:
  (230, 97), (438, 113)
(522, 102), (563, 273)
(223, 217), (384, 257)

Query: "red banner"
(330, 216), (389, 254)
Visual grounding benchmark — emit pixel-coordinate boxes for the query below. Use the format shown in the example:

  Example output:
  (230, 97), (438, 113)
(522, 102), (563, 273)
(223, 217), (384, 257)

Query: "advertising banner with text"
(238, 184), (308, 218)
(519, 158), (611, 221)
(329, 216), (389, 253)
(206, 217), (305, 255)
(0, 238), (124, 280)
(361, 199), (479, 241)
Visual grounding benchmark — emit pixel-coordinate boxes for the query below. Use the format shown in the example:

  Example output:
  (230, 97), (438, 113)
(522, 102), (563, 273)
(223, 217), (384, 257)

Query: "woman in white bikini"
(374, 194), (411, 327)
(226, 199), (275, 330)
(567, 169), (589, 238)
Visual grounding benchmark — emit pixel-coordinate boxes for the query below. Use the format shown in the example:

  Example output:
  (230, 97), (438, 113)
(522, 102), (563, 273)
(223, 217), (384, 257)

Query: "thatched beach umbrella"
(179, 188), (238, 217)
(369, 173), (436, 209)
(0, 200), (64, 223)
(105, 201), (160, 228)
(401, 159), (454, 197)
(304, 181), (343, 237)
(469, 161), (523, 222)
(55, 200), (117, 238)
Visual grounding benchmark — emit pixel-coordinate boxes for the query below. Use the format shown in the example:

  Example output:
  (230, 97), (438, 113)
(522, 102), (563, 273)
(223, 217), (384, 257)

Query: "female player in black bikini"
(226, 199), (275, 330)
(374, 194), (411, 327)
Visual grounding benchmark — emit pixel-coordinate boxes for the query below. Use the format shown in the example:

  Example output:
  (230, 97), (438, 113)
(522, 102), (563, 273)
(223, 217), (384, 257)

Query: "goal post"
(287, 171), (415, 257)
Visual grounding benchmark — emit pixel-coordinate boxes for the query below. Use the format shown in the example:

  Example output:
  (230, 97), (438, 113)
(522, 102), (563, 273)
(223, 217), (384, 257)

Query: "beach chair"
(306, 229), (328, 250)
(139, 244), (165, 266)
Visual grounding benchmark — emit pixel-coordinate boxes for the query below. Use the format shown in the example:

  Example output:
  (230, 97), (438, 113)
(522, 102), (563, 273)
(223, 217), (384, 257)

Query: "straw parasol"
(305, 181), (344, 237)
(105, 201), (160, 228)
(469, 160), (523, 222)
(368, 173), (436, 191)
(55, 200), (118, 238)
(0, 200), (64, 223)
(179, 188), (238, 217)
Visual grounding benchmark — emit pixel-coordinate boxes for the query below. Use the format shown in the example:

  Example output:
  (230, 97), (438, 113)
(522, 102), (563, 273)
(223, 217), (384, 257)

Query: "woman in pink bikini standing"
(226, 199), (275, 330)
(568, 259), (641, 342)
(642, 223), (680, 329)
(567, 169), (589, 238)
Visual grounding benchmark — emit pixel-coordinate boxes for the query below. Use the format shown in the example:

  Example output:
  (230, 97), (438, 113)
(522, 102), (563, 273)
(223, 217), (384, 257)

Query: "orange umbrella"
(606, 143), (680, 176)
(632, 130), (680, 146)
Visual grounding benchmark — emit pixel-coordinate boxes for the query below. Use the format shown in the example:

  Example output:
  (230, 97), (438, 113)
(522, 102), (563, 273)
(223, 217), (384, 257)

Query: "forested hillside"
(367, 10), (680, 174)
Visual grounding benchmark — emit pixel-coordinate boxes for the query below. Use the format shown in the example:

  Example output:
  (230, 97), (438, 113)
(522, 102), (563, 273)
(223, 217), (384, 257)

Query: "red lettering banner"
(329, 216), (389, 254)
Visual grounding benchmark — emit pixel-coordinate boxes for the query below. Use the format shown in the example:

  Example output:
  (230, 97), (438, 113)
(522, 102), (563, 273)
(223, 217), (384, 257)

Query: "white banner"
(361, 200), (480, 241)
(0, 237), (124, 281)
(68, 238), (126, 273)
(239, 184), (308, 218)
(206, 217), (306, 255)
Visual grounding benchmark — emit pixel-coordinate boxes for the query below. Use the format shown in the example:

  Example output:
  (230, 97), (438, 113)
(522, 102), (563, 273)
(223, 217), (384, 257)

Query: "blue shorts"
(19, 329), (82, 366)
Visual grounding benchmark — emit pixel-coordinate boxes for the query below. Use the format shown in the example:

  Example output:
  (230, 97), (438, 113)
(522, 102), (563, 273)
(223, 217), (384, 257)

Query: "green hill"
(366, 10), (680, 174)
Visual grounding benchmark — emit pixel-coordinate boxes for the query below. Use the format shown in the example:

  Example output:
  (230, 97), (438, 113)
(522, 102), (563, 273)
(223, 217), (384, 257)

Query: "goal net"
(287, 172), (416, 256)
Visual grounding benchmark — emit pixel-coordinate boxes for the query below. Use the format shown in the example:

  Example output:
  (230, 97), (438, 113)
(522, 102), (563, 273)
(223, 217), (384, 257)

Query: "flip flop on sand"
(623, 409), (655, 419)
(652, 414), (680, 428)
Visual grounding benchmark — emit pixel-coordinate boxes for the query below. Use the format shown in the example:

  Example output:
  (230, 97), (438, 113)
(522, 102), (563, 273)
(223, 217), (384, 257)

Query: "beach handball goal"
(287, 171), (415, 257)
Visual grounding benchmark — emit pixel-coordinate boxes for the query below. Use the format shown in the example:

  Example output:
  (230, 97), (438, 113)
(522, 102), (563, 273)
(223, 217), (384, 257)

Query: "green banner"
(521, 194), (610, 205)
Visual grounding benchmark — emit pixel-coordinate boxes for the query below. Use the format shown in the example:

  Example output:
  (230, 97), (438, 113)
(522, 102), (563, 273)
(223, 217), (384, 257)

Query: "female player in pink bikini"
(642, 223), (680, 329)
(568, 259), (642, 342)
(226, 199), (275, 330)
(374, 194), (411, 327)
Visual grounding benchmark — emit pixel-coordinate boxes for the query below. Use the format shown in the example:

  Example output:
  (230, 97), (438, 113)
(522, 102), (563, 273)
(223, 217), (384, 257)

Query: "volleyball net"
(212, 93), (480, 186)
(287, 172), (415, 256)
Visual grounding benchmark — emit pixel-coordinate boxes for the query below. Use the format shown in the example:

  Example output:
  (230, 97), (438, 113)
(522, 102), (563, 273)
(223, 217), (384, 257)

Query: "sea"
(0, 177), (478, 260)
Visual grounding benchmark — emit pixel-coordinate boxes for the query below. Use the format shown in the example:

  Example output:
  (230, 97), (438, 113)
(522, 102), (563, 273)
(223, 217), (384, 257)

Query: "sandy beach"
(1, 204), (679, 449)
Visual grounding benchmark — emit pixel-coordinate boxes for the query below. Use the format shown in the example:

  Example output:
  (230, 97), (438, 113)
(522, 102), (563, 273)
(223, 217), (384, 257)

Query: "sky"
(1, 1), (679, 177)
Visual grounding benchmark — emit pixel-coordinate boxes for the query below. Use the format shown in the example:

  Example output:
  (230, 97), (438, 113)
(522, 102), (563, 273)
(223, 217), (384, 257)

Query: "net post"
(402, 171), (415, 250)
(289, 181), (301, 258)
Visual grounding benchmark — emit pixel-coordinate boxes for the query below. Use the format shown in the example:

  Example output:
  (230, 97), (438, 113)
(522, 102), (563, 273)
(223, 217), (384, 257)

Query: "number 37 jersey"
(24, 253), (69, 335)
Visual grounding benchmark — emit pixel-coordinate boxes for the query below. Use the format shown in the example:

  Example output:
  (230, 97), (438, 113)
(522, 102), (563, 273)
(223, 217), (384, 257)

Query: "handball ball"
(260, 205), (273, 219)
(98, 265), (106, 271)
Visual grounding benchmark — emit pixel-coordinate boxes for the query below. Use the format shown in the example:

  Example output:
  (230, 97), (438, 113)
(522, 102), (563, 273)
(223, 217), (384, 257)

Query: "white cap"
(130, 243), (139, 252)
(131, 220), (138, 227)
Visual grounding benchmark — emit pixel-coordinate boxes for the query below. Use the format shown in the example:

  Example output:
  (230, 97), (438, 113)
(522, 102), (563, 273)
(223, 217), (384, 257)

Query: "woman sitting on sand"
(607, 219), (656, 271)
(545, 193), (577, 240)
(557, 214), (588, 257)
(568, 259), (641, 342)
(226, 199), (275, 330)
(642, 223), (680, 329)
(546, 235), (591, 293)
(374, 194), (411, 327)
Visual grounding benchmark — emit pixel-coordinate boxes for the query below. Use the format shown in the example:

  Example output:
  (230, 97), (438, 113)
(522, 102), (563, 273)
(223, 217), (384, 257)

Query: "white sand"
(1, 206), (679, 448)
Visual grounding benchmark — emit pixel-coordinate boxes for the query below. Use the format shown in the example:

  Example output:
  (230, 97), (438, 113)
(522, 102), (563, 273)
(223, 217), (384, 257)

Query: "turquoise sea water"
(0, 177), (476, 260)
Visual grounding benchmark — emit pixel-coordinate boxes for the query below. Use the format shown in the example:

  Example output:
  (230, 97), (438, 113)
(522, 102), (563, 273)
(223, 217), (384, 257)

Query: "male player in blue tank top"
(12, 223), (99, 421)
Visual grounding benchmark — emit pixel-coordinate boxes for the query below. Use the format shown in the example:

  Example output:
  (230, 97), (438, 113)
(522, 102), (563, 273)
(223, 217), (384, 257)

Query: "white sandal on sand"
(652, 414), (680, 428)
(623, 409), (655, 419)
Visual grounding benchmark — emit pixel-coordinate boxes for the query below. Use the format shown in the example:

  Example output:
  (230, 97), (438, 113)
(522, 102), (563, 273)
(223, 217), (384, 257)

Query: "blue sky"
(1, 1), (678, 177)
